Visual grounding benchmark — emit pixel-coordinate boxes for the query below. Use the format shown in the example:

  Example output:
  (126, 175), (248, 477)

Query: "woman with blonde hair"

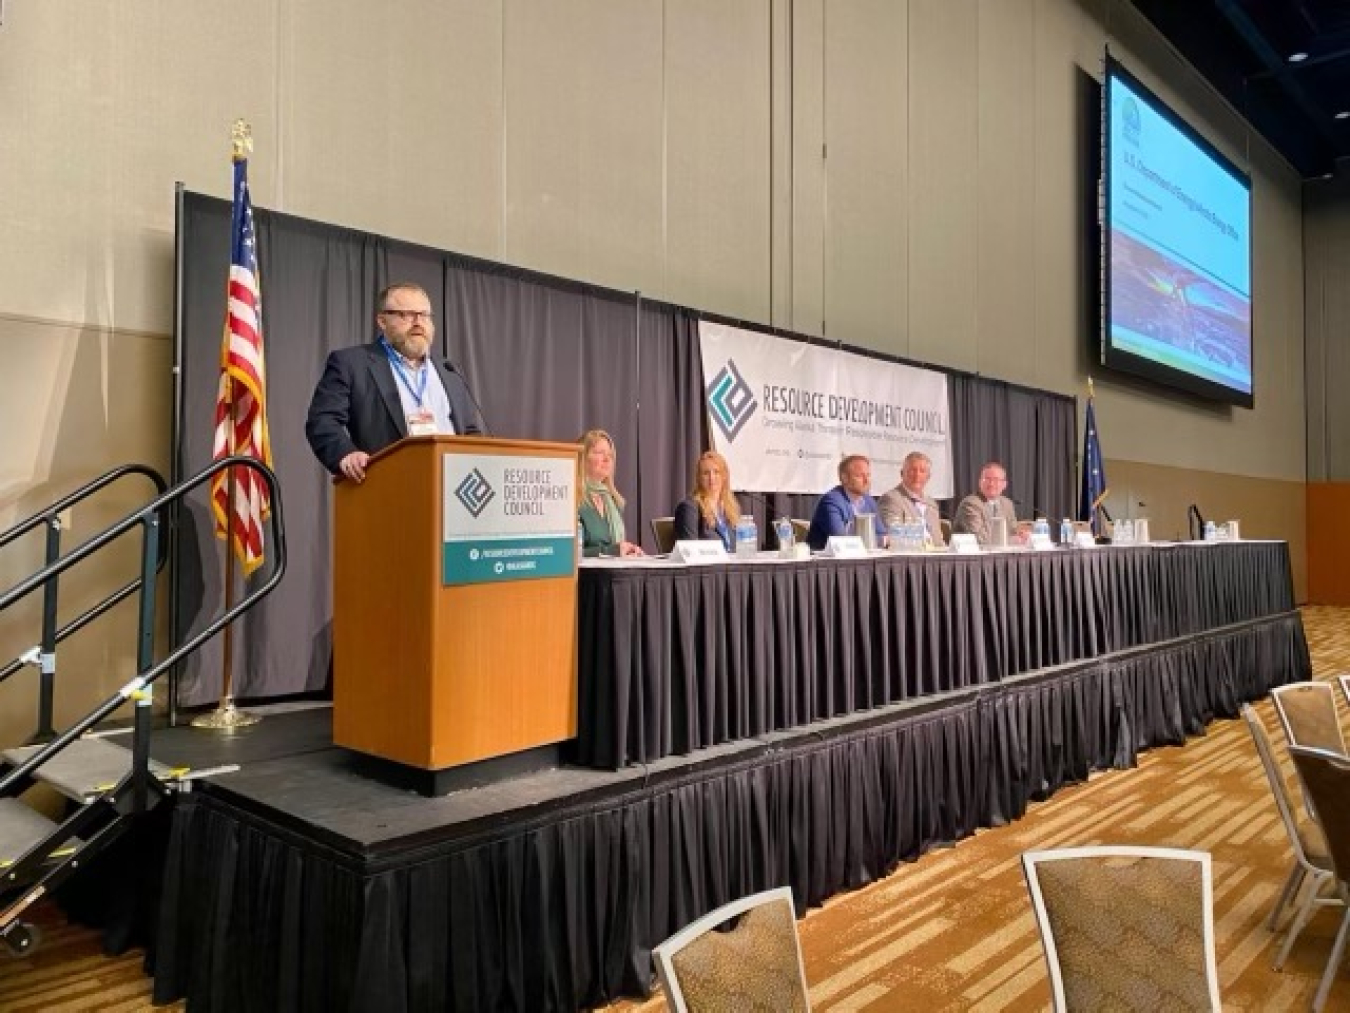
(577, 429), (643, 557)
(673, 450), (741, 550)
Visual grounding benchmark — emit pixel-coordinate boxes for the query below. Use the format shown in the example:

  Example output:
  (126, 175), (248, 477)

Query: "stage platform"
(129, 608), (1308, 1013)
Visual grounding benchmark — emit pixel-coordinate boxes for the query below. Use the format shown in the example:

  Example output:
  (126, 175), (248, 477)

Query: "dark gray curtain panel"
(175, 193), (1076, 705)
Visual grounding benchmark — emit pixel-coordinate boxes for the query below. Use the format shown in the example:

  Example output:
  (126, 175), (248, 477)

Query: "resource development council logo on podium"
(442, 454), (575, 585)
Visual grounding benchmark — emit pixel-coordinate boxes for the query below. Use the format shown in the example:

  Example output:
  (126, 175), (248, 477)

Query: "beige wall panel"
(0, 320), (171, 749)
(502, 0), (664, 293)
(907, 0), (979, 369)
(791, 0), (827, 336)
(821, 0), (908, 354)
(1105, 458), (1306, 603)
(1029, 0), (1089, 395)
(768, 0), (794, 328)
(975, 0), (1038, 384)
(1305, 177), (1350, 481)
(281, 0), (503, 257)
(663, 1), (772, 322)
(0, 1), (279, 333)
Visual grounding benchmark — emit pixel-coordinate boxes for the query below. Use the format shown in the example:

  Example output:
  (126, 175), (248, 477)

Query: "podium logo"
(454, 469), (496, 518)
(706, 359), (757, 441)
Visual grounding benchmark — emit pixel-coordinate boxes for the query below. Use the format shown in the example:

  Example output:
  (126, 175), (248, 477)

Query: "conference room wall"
(0, 1), (1310, 733)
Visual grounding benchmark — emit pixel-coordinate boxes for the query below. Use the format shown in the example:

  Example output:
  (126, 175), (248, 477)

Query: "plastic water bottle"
(888, 521), (903, 551)
(1034, 517), (1049, 541)
(1060, 518), (1073, 548)
(576, 523), (585, 563)
(736, 515), (757, 557)
(1203, 520), (1217, 543)
(1117, 518), (1133, 545)
(774, 517), (794, 557)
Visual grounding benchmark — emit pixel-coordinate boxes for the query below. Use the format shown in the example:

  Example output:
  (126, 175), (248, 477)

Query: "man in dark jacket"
(305, 282), (483, 481)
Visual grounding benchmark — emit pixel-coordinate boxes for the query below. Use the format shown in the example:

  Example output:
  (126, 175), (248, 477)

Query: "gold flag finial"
(1088, 376), (1096, 399)
(230, 119), (253, 162)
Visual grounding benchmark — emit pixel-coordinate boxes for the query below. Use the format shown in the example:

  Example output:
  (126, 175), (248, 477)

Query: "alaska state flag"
(1078, 394), (1109, 534)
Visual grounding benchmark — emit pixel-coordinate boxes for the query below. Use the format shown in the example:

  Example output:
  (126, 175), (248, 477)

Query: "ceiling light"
(1337, 111), (1350, 120)
(1289, 51), (1309, 63)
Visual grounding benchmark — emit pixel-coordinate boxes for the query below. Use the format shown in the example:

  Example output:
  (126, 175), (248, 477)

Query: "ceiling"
(1126, 0), (1350, 179)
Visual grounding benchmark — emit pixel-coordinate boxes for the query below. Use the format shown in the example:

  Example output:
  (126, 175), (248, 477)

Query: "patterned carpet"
(613, 605), (1350, 1012)
(5, 607), (1348, 1012)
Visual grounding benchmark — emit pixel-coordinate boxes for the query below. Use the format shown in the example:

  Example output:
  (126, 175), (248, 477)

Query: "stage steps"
(3, 737), (172, 803)
(0, 735), (184, 958)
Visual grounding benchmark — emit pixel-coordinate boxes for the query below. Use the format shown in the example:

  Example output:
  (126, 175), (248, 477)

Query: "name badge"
(407, 408), (437, 437)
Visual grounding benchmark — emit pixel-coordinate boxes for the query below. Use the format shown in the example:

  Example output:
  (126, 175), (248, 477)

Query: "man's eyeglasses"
(380, 309), (434, 323)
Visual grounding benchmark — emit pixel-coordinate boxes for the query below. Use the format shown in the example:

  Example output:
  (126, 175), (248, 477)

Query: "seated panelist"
(952, 461), (1019, 546)
(878, 451), (946, 547)
(674, 451), (740, 551)
(806, 454), (887, 551)
(578, 429), (644, 558)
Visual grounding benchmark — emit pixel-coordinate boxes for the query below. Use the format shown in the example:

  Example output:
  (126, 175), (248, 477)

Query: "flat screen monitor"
(1102, 55), (1253, 408)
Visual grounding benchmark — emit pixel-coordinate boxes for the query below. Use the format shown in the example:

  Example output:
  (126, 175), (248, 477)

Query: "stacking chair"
(652, 886), (810, 1013)
(1242, 705), (1340, 969)
(1271, 682), (1348, 756)
(1337, 674), (1350, 712)
(1021, 846), (1221, 1012)
(1287, 746), (1350, 1012)
(790, 518), (811, 544)
(650, 516), (677, 554)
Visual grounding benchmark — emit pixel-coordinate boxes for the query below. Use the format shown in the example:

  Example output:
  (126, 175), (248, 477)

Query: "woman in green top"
(578, 429), (644, 557)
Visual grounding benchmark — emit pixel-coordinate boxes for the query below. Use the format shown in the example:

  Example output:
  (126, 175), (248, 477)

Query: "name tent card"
(673, 540), (730, 564)
(949, 533), (980, 554)
(823, 535), (869, 558)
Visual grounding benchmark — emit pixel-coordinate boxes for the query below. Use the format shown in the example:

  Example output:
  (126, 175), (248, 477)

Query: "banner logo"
(454, 469), (496, 518)
(1123, 97), (1142, 146)
(706, 359), (758, 441)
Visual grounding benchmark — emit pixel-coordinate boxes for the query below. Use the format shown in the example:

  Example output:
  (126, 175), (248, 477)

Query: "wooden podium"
(332, 435), (580, 781)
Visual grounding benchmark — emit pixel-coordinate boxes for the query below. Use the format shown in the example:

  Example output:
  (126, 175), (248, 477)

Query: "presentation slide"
(1106, 63), (1252, 402)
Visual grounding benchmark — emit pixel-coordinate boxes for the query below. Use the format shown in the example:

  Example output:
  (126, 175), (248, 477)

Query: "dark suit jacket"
(305, 341), (484, 474)
(674, 499), (731, 549)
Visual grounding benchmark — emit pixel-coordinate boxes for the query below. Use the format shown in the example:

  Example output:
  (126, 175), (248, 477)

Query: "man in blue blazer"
(806, 454), (887, 551)
(305, 282), (484, 481)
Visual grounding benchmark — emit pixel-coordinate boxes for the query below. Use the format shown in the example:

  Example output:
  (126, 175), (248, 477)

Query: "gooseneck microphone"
(443, 358), (492, 436)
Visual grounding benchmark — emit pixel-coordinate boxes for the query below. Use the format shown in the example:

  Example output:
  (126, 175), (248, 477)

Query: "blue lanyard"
(380, 338), (429, 408)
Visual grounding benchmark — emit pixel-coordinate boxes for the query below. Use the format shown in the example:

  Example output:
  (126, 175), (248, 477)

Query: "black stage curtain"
(176, 196), (1076, 704)
(577, 541), (1295, 768)
(151, 612), (1308, 1013)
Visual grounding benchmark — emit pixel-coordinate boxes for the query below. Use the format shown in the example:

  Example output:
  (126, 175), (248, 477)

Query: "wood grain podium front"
(332, 435), (580, 780)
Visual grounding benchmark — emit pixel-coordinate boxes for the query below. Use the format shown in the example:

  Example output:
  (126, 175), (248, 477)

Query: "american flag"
(1078, 390), (1109, 535)
(209, 153), (272, 575)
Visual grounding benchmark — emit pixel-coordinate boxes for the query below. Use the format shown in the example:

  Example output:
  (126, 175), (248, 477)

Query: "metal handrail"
(0, 465), (170, 688)
(0, 455), (286, 794)
(0, 463), (166, 551)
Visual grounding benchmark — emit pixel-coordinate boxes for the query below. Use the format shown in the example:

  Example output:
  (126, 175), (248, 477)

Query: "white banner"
(699, 322), (953, 497)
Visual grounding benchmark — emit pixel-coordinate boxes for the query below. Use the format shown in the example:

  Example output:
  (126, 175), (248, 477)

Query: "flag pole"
(193, 120), (261, 731)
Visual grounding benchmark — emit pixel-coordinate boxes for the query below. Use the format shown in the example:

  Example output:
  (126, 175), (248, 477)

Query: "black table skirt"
(150, 610), (1308, 1013)
(575, 541), (1296, 768)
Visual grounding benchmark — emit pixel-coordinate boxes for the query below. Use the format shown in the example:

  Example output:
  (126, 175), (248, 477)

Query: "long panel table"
(575, 540), (1298, 769)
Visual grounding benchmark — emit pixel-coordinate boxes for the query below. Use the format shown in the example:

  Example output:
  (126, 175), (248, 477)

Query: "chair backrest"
(940, 518), (953, 542)
(1021, 846), (1221, 1013)
(652, 886), (810, 1013)
(790, 518), (811, 543)
(1338, 674), (1350, 712)
(1271, 682), (1348, 755)
(1242, 705), (1325, 867)
(1289, 745), (1350, 884)
(651, 517), (676, 554)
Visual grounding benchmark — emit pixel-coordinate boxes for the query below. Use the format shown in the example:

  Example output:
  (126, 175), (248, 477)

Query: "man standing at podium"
(305, 282), (484, 482)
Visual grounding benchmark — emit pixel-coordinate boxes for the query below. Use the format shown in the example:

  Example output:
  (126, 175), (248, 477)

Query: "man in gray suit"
(878, 451), (946, 546)
(953, 461), (1019, 546)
